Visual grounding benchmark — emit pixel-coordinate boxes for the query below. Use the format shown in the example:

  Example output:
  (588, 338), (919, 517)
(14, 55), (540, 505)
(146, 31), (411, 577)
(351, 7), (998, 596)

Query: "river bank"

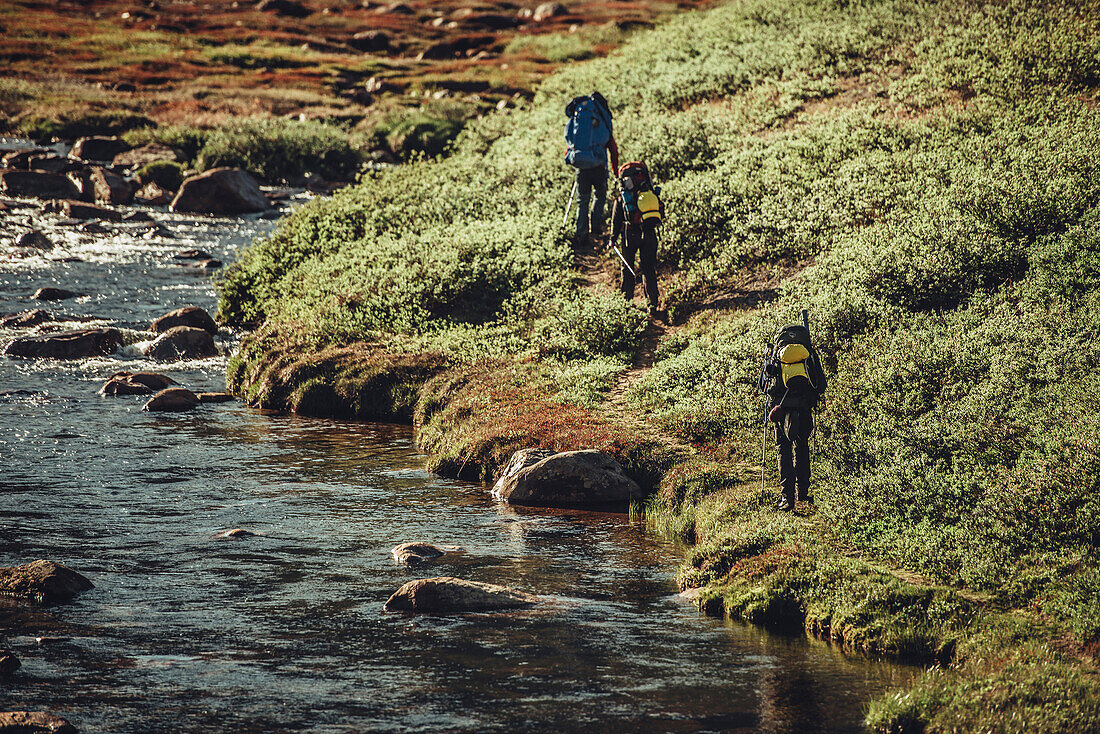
(215, 0), (1100, 730)
(0, 192), (918, 732)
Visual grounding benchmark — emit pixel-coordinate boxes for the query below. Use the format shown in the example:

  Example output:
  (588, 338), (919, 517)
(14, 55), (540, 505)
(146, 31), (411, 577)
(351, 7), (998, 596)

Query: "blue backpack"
(564, 93), (612, 170)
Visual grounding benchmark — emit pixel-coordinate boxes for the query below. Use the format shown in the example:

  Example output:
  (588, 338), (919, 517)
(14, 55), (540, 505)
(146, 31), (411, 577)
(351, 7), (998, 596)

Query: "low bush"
(196, 116), (362, 183)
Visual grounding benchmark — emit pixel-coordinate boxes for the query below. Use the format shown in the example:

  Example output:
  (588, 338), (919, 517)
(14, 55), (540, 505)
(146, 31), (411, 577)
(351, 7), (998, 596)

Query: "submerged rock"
(392, 542), (451, 566)
(4, 328), (121, 359)
(196, 392), (235, 404)
(170, 168), (270, 215)
(0, 650), (19, 676)
(0, 309), (53, 328)
(0, 560), (93, 604)
(14, 231), (52, 250)
(31, 287), (80, 301)
(142, 387), (200, 412)
(144, 326), (217, 361)
(100, 372), (176, 396)
(151, 306), (218, 335)
(383, 577), (540, 613)
(0, 711), (77, 734)
(216, 528), (257, 538)
(172, 249), (213, 261)
(492, 449), (641, 507)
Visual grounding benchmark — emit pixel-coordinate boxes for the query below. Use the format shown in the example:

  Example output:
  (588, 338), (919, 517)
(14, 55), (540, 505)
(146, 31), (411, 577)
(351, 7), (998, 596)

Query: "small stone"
(216, 528), (257, 538)
(151, 306), (218, 335)
(532, 1), (566, 22)
(392, 542), (448, 566)
(142, 387), (200, 412)
(144, 326), (218, 361)
(0, 650), (20, 676)
(14, 231), (52, 250)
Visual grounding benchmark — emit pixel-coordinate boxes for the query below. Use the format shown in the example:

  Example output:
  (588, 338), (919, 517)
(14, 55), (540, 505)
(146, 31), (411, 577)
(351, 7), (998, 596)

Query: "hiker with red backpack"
(563, 91), (619, 249)
(609, 161), (664, 317)
(758, 312), (827, 511)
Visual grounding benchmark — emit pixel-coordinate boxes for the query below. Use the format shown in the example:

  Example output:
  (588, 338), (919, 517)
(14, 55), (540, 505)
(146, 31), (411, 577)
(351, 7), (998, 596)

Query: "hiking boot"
(776, 493), (795, 512)
(797, 487), (813, 502)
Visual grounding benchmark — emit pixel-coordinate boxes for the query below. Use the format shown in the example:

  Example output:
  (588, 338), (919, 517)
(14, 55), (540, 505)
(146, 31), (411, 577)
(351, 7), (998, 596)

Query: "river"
(0, 157), (915, 732)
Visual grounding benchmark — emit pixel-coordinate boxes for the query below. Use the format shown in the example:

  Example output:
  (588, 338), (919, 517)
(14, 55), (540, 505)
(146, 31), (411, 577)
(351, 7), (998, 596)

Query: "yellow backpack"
(777, 343), (811, 388)
(637, 190), (662, 224)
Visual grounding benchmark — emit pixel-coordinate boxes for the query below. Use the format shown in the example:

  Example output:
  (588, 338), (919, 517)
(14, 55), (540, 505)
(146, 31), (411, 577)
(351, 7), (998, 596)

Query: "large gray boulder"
(0, 711), (77, 734)
(144, 326), (217, 360)
(143, 387), (200, 412)
(170, 168), (270, 215)
(4, 328), (121, 359)
(491, 448), (641, 507)
(151, 306), (217, 335)
(0, 560), (93, 604)
(0, 170), (80, 200)
(383, 577), (540, 613)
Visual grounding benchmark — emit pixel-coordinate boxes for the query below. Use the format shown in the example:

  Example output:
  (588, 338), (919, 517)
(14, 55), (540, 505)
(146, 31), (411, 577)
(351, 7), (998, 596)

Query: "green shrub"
(196, 117), (362, 183)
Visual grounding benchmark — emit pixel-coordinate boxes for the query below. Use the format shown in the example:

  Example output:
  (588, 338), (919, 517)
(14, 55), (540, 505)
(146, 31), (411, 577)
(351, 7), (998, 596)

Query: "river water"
(0, 164), (915, 732)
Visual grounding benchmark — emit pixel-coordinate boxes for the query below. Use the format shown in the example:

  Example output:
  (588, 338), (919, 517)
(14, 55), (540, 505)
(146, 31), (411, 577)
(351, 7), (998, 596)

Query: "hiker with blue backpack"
(758, 313), (827, 511)
(609, 161), (664, 317)
(563, 91), (619, 249)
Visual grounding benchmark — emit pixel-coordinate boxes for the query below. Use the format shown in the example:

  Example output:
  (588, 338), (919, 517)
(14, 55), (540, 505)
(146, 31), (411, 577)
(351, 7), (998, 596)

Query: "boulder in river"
(4, 328), (122, 359)
(0, 650), (19, 676)
(91, 167), (134, 206)
(46, 200), (122, 221)
(2, 148), (49, 169)
(144, 325), (218, 361)
(151, 306), (218, 335)
(0, 310), (53, 328)
(100, 372), (177, 396)
(15, 230), (53, 250)
(31, 287), (80, 301)
(0, 711), (77, 734)
(70, 135), (130, 162)
(392, 542), (452, 566)
(216, 528), (258, 538)
(134, 182), (172, 206)
(170, 168), (270, 215)
(0, 170), (80, 200)
(383, 577), (540, 613)
(143, 387), (200, 412)
(491, 448), (641, 507)
(0, 560), (93, 604)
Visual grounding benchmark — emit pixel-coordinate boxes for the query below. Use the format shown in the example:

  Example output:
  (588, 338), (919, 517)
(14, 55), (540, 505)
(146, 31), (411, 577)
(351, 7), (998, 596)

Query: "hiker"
(758, 316), (827, 511)
(610, 161), (663, 316)
(564, 91), (620, 248)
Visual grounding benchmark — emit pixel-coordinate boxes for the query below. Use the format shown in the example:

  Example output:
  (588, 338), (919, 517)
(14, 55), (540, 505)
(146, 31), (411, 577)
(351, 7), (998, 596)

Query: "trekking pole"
(562, 179), (578, 229)
(760, 398), (768, 492)
(611, 244), (637, 278)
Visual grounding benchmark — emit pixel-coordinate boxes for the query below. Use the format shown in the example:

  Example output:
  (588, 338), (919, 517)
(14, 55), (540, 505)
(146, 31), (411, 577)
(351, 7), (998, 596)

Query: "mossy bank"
(220, 0), (1100, 730)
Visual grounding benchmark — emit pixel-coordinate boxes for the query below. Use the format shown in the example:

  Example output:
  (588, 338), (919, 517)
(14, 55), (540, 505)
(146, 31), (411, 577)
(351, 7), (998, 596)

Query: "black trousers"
(620, 223), (659, 309)
(775, 408), (812, 500)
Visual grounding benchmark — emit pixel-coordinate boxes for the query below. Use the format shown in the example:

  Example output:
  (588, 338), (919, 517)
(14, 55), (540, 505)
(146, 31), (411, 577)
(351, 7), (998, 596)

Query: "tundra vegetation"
(218, 0), (1100, 729)
(0, 0), (702, 178)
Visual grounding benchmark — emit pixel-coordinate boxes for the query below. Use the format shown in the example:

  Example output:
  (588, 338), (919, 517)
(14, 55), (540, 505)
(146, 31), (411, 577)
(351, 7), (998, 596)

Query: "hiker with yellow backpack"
(758, 312), (827, 511)
(609, 161), (664, 318)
